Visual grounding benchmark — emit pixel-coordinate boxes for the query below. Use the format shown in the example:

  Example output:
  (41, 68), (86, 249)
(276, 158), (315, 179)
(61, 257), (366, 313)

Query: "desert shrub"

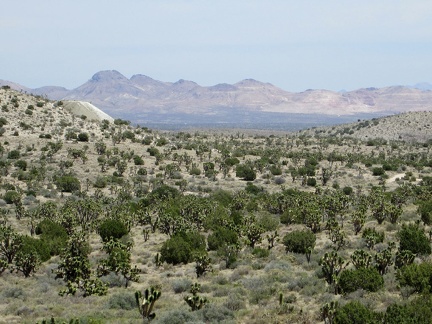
(14, 160), (27, 171)
(35, 219), (68, 256)
(0, 117), (7, 126)
(148, 184), (180, 202)
(252, 247), (270, 258)
(236, 164), (256, 181)
(385, 294), (432, 324)
(398, 223), (431, 255)
(2, 287), (26, 299)
(306, 177), (317, 187)
(155, 308), (200, 324)
(418, 200), (432, 225)
(20, 235), (51, 262)
(334, 301), (378, 324)
(98, 219), (128, 242)
(3, 190), (20, 204)
(396, 262), (432, 293)
(256, 212), (279, 231)
(156, 137), (168, 146)
(114, 118), (130, 126)
(207, 227), (239, 251)
(245, 183), (262, 195)
(224, 293), (246, 311)
(172, 278), (192, 294)
(199, 304), (234, 323)
(137, 167), (147, 175)
(107, 292), (136, 310)
(77, 132), (89, 142)
(372, 167), (385, 176)
(100, 272), (126, 288)
(94, 176), (108, 188)
(269, 165), (282, 176)
(160, 231), (206, 265)
(133, 155), (144, 165)
(339, 267), (384, 294)
(283, 230), (316, 254)
(189, 166), (201, 175)
(7, 150), (20, 159)
(342, 186), (353, 195)
(122, 130), (135, 140)
(147, 147), (159, 156)
(55, 175), (81, 192)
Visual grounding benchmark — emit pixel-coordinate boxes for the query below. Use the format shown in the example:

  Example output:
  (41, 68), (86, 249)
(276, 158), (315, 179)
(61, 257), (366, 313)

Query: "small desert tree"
(283, 230), (316, 262)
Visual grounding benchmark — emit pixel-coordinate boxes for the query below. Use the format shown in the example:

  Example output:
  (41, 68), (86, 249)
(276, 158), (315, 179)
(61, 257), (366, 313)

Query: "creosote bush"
(283, 230), (316, 254)
(398, 223), (431, 255)
(98, 219), (129, 242)
(339, 267), (384, 294)
(160, 231), (206, 265)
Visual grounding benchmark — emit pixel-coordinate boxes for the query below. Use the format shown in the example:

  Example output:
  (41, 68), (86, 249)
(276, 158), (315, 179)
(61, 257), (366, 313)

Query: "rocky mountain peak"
(91, 70), (128, 82)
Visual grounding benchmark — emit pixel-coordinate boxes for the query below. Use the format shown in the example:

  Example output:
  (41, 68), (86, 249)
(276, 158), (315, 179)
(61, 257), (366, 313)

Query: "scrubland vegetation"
(0, 86), (432, 323)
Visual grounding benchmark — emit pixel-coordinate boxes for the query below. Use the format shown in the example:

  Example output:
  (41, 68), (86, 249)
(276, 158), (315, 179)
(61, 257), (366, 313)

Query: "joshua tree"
(135, 287), (161, 323)
(184, 283), (208, 311)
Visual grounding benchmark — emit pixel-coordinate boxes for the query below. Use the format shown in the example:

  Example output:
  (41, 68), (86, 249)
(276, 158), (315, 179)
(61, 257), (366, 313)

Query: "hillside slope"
(300, 111), (432, 143)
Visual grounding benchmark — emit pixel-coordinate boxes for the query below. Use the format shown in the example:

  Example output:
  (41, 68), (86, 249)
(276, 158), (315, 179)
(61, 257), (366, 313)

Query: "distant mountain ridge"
(2, 70), (432, 126)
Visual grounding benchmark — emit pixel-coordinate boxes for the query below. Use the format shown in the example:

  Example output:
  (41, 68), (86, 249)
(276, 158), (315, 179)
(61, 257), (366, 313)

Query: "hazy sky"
(1, 0), (431, 91)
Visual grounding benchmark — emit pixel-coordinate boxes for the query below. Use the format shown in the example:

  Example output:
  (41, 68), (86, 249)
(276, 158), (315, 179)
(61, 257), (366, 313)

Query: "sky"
(1, 0), (432, 92)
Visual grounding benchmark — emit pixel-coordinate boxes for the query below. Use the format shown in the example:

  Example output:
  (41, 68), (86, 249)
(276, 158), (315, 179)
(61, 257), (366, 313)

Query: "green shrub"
(98, 219), (128, 242)
(147, 147), (159, 156)
(334, 301), (378, 324)
(14, 160), (27, 171)
(77, 132), (89, 142)
(396, 262), (432, 293)
(20, 235), (51, 262)
(236, 164), (256, 181)
(372, 167), (385, 176)
(55, 175), (81, 192)
(385, 294), (432, 324)
(252, 247), (270, 258)
(160, 231), (206, 265)
(3, 190), (20, 204)
(207, 227), (239, 251)
(283, 230), (316, 254)
(398, 223), (431, 255)
(419, 200), (432, 225)
(7, 150), (20, 159)
(148, 184), (180, 202)
(0, 117), (7, 127)
(35, 219), (68, 256)
(189, 166), (201, 175)
(94, 176), (108, 188)
(339, 267), (384, 294)
(306, 177), (317, 187)
(342, 186), (353, 195)
(133, 155), (144, 165)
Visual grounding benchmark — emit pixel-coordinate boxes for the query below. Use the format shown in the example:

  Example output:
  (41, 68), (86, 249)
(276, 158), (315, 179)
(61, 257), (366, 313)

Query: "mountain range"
(2, 70), (432, 128)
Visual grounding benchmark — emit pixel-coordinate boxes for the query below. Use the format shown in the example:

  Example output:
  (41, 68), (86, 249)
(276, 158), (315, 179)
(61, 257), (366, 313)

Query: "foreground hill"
(1, 87), (432, 323)
(2, 71), (432, 127)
